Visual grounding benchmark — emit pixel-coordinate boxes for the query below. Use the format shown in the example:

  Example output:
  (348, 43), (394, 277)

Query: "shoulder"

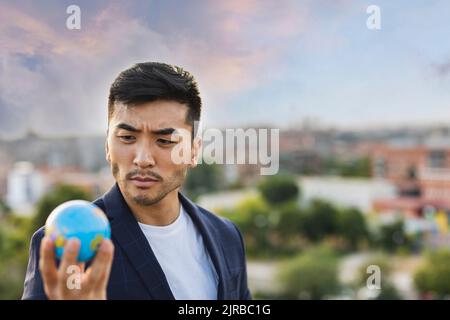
(194, 203), (244, 246)
(27, 226), (45, 257)
(30, 226), (46, 247)
(92, 197), (106, 211)
(194, 203), (249, 277)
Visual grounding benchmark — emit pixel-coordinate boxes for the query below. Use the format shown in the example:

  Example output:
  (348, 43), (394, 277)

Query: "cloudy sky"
(1, 0), (450, 138)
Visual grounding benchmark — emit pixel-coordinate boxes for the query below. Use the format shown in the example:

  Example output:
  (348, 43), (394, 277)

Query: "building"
(371, 144), (450, 215)
(370, 140), (450, 244)
(6, 162), (45, 215)
(5, 162), (114, 216)
(300, 176), (396, 213)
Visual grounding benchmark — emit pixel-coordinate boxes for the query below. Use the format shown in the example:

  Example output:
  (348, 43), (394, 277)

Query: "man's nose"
(133, 144), (156, 168)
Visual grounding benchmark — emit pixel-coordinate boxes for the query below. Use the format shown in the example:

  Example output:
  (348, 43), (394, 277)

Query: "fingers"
(78, 262), (86, 273)
(39, 236), (113, 300)
(39, 236), (58, 298)
(57, 238), (81, 295)
(84, 239), (114, 293)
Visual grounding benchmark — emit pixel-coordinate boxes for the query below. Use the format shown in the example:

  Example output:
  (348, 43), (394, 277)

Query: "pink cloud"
(0, 0), (343, 136)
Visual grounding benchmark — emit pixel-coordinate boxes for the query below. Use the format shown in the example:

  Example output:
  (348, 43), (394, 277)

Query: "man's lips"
(129, 176), (160, 188)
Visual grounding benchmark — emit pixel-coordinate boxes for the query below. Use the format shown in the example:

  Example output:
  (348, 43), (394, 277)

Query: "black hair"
(108, 62), (201, 137)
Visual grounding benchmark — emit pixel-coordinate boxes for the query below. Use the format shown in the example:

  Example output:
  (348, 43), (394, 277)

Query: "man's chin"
(133, 188), (153, 199)
(133, 195), (161, 206)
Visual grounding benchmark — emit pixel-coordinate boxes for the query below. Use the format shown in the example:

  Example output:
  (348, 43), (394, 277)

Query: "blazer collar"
(102, 184), (228, 300)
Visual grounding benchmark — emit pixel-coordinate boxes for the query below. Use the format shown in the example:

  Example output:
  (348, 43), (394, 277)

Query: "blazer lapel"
(103, 184), (175, 300)
(178, 193), (230, 300)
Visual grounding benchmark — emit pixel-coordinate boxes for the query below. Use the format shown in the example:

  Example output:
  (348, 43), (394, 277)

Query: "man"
(22, 62), (251, 300)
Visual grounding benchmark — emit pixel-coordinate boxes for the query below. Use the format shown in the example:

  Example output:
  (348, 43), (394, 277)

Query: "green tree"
(324, 156), (371, 177)
(278, 245), (340, 299)
(341, 157), (371, 178)
(377, 219), (409, 252)
(300, 199), (339, 242)
(257, 175), (300, 205)
(30, 184), (93, 235)
(375, 283), (402, 300)
(0, 216), (31, 299)
(0, 197), (11, 217)
(276, 202), (303, 241)
(183, 163), (223, 200)
(218, 196), (275, 257)
(337, 207), (369, 250)
(414, 249), (450, 299)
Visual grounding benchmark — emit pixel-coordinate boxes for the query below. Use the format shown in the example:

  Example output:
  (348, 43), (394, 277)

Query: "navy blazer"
(22, 184), (251, 300)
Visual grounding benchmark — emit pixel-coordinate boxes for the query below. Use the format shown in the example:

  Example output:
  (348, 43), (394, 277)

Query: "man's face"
(106, 100), (200, 206)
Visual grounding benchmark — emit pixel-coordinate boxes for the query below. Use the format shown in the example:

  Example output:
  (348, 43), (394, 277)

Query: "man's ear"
(190, 137), (202, 168)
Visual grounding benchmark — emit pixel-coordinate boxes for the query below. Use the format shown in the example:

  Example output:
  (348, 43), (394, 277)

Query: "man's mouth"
(129, 176), (160, 188)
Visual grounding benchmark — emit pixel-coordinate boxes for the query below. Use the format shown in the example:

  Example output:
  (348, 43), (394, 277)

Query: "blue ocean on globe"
(45, 200), (111, 262)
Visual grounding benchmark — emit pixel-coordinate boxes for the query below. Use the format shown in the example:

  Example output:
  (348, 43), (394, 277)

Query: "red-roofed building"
(371, 144), (450, 218)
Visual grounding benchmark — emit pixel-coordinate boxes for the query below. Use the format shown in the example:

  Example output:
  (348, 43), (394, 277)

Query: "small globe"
(45, 200), (111, 262)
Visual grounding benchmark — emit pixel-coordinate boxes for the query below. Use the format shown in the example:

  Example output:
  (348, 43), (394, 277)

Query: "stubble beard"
(112, 163), (187, 206)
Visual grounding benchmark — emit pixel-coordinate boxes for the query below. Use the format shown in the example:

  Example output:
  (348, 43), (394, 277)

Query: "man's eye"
(158, 139), (176, 145)
(118, 135), (135, 142)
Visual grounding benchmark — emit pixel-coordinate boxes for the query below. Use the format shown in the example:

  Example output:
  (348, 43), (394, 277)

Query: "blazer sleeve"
(22, 227), (48, 300)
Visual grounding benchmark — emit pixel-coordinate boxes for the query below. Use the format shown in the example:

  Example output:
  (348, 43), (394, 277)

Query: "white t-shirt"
(138, 205), (218, 300)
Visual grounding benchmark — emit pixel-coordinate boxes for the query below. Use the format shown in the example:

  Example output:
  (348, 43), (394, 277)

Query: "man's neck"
(124, 189), (181, 226)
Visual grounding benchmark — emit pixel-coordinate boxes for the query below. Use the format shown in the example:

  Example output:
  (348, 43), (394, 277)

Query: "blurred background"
(1, 0), (450, 299)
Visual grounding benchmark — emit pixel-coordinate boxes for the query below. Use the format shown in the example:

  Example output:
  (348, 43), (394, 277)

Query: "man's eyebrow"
(116, 123), (141, 132)
(115, 124), (179, 135)
(152, 128), (178, 135)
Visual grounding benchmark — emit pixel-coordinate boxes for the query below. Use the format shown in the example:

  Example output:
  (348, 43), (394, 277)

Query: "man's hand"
(39, 236), (114, 300)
